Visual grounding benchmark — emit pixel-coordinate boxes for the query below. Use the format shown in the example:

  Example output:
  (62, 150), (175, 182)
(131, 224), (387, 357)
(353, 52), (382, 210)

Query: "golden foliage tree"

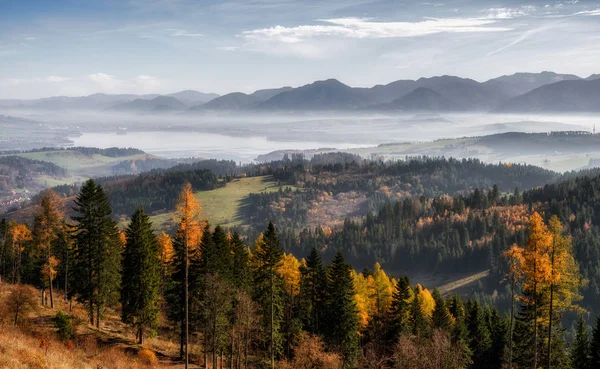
(33, 189), (64, 308)
(174, 182), (203, 369)
(8, 222), (32, 284)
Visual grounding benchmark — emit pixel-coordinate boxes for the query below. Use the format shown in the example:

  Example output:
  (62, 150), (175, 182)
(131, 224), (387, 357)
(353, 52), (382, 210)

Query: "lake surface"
(71, 131), (370, 162)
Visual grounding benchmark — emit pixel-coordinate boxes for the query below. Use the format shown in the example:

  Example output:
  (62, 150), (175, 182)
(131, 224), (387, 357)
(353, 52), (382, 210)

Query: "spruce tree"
(252, 222), (284, 369)
(71, 179), (122, 327)
(325, 250), (359, 369)
(466, 300), (491, 368)
(299, 247), (327, 335)
(571, 315), (590, 369)
(590, 315), (600, 368)
(388, 275), (412, 343)
(409, 286), (428, 336)
(432, 288), (452, 331)
(121, 208), (161, 344)
(231, 231), (251, 292)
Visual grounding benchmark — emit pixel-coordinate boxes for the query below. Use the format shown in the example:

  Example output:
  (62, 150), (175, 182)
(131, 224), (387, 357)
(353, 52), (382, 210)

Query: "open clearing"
(149, 175), (291, 229)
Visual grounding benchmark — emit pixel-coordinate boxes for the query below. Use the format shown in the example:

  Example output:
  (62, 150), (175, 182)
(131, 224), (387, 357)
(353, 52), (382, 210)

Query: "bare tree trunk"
(139, 325), (144, 345)
(49, 275), (54, 308)
(96, 304), (100, 329)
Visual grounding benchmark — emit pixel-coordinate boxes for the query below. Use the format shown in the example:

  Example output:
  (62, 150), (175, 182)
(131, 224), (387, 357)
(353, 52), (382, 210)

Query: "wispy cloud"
(218, 46), (239, 51)
(242, 17), (510, 43)
(165, 28), (204, 37)
(485, 23), (558, 57)
(575, 9), (600, 16)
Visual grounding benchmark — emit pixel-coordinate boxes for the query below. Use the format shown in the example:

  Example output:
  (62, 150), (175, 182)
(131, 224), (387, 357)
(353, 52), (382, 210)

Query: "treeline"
(98, 168), (219, 216)
(0, 181), (595, 369)
(241, 156), (558, 232)
(0, 155), (67, 190)
(0, 146), (146, 157)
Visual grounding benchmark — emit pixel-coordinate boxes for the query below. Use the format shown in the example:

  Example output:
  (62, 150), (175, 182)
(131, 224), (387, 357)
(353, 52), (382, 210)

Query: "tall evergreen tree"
(590, 315), (600, 368)
(325, 250), (360, 369)
(121, 208), (161, 344)
(388, 275), (413, 343)
(299, 247), (327, 335)
(71, 179), (122, 327)
(571, 315), (590, 369)
(231, 232), (251, 292)
(252, 222), (284, 369)
(432, 288), (452, 331)
(466, 300), (491, 369)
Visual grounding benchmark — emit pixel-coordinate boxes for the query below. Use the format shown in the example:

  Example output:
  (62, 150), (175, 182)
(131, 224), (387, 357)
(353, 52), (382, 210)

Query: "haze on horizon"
(1, 0), (600, 99)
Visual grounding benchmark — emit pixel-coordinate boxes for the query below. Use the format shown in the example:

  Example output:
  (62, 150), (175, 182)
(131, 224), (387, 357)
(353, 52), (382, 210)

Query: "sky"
(0, 0), (599, 99)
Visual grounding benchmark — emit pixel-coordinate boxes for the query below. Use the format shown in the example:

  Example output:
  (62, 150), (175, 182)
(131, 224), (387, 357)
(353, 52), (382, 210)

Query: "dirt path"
(437, 270), (490, 295)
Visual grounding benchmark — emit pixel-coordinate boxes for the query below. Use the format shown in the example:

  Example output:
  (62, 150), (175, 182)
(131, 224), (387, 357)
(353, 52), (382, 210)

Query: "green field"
(149, 175), (292, 230)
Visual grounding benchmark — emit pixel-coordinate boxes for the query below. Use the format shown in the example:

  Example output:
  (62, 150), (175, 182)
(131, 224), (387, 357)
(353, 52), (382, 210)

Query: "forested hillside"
(0, 178), (597, 369)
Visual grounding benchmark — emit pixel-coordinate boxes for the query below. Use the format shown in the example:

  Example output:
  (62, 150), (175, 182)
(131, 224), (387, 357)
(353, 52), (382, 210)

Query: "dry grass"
(0, 283), (184, 369)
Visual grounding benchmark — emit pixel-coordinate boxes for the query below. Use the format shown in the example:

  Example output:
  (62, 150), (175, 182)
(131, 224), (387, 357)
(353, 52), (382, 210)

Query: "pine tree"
(590, 315), (600, 368)
(71, 179), (122, 328)
(231, 232), (251, 292)
(121, 208), (161, 344)
(299, 247), (327, 335)
(388, 275), (413, 343)
(252, 222), (284, 369)
(432, 288), (452, 331)
(466, 299), (491, 368)
(447, 294), (468, 344)
(485, 306), (508, 369)
(325, 250), (359, 369)
(409, 285), (428, 336)
(571, 315), (590, 369)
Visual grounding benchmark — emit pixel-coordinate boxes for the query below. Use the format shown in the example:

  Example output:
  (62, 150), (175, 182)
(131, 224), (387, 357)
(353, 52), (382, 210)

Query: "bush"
(6, 284), (38, 327)
(138, 348), (158, 367)
(279, 333), (341, 369)
(54, 311), (74, 341)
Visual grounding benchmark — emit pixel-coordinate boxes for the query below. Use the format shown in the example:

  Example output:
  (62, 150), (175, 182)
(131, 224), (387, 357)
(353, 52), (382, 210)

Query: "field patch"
(149, 175), (291, 230)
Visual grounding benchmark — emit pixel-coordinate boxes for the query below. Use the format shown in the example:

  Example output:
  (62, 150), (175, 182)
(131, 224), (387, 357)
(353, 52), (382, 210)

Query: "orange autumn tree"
(174, 182), (203, 369)
(157, 231), (174, 292)
(504, 244), (524, 369)
(545, 215), (583, 369)
(8, 221), (33, 284)
(32, 189), (65, 308)
(521, 212), (553, 369)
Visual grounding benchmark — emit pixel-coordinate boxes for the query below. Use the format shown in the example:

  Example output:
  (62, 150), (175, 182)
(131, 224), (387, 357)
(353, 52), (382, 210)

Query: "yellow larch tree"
(33, 189), (64, 308)
(174, 182), (203, 369)
(352, 270), (371, 330)
(279, 253), (301, 297)
(9, 221), (32, 284)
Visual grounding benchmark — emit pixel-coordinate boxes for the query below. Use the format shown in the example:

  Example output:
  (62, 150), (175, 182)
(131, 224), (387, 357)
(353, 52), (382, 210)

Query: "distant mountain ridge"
(496, 79), (600, 113)
(1, 71), (599, 113)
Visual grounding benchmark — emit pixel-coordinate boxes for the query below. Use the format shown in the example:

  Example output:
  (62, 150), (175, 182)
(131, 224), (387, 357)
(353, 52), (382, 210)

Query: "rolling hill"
(496, 78), (600, 113)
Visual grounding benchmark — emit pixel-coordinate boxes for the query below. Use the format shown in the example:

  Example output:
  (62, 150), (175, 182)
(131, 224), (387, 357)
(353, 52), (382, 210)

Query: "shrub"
(279, 333), (341, 369)
(138, 348), (158, 367)
(54, 311), (74, 341)
(5, 284), (38, 327)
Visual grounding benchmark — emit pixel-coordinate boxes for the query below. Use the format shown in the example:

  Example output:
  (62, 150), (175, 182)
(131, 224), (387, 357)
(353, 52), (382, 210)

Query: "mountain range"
(1, 71), (599, 113)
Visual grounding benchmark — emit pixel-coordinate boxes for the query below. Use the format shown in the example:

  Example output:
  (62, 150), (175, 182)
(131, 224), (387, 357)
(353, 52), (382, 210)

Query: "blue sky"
(1, 0), (599, 98)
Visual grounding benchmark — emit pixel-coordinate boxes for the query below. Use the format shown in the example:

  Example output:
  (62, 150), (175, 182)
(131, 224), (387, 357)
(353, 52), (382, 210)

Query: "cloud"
(485, 22), (562, 57)
(242, 17), (510, 43)
(483, 6), (536, 19)
(218, 46), (240, 51)
(165, 28), (204, 37)
(575, 9), (600, 16)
